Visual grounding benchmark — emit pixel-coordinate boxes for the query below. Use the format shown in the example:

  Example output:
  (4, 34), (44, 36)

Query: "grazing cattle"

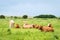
(39, 24), (54, 32)
(9, 20), (15, 28)
(15, 24), (20, 28)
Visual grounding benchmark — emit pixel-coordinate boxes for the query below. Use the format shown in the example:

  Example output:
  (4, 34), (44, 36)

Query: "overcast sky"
(0, 0), (60, 17)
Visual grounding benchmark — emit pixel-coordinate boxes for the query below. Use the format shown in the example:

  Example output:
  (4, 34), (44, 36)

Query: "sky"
(0, 0), (60, 17)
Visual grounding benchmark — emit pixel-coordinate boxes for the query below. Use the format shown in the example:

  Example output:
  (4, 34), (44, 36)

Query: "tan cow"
(23, 23), (33, 28)
(23, 21), (33, 28)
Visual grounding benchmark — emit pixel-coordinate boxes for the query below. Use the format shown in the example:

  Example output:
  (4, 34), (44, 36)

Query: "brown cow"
(39, 24), (54, 32)
(15, 24), (20, 28)
(33, 24), (41, 29)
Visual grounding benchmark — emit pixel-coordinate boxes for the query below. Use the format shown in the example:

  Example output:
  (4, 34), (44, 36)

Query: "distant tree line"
(10, 15), (28, 19)
(0, 14), (60, 19)
(0, 15), (28, 19)
(10, 16), (21, 19)
(0, 15), (5, 19)
(34, 15), (57, 18)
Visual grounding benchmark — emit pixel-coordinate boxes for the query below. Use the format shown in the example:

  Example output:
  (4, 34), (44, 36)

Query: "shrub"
(34, 14), (57, 18)
(14, 16), (18, 19)
(22, 15), (28, 19)
(0, 15), (5, 19)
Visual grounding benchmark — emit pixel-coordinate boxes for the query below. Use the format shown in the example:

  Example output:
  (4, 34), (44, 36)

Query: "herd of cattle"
(9, 20), (54, 32)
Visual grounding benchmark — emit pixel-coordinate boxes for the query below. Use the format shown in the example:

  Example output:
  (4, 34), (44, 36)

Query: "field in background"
(0, 18), (60, 40)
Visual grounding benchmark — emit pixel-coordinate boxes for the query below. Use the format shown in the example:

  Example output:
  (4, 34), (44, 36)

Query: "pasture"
(0, 18), (60, 40)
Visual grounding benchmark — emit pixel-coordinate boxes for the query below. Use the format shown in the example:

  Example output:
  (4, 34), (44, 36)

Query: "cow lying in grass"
(15, 24), (20, 28)
(23, 23), (33, 29)
(39, 24), (54, 32)
(23, 21), (33, 28)
(33, 24), (41, 29)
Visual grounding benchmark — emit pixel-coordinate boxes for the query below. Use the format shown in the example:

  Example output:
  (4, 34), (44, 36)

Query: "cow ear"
(48, 23), (51, 27)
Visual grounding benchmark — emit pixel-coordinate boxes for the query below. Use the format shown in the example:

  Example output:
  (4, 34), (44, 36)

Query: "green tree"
(0, 15), (5, 19)
(22, 15), (28, 19)
(14, 16), (18, 19)
(34, 14), (57, 18)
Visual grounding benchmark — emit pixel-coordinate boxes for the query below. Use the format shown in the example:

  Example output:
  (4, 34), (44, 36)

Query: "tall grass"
(0, 18), (60, 40)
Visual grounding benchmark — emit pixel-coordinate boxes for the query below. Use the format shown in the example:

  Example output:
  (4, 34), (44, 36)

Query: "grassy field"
(0, 18), (60, 40)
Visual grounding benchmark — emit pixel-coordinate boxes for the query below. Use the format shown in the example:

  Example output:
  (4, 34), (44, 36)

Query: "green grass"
(0, 18), (60, 40)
